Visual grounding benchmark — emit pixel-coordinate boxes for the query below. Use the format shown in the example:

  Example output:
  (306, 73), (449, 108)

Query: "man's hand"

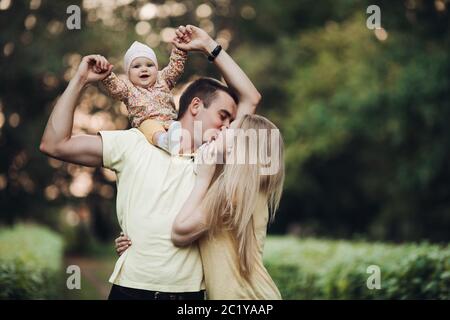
(75, 55), (113, 85)
(173, 24), (261, 119)
(115, 232), (132, 256)
(172, 25), (217, 55)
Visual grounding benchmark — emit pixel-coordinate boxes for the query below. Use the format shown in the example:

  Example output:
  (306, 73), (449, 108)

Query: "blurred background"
(0, 0), (449, 299)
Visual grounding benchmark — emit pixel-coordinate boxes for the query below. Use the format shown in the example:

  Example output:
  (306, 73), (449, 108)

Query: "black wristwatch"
(207, 44), (222, 62)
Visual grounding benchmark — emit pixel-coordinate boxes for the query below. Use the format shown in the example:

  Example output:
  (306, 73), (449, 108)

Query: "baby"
(97, 41), (187, 155)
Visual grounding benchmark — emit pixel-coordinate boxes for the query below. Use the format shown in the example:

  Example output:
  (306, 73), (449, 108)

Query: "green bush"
(0, 224), (64, 299)
(264, 237), (450, 300)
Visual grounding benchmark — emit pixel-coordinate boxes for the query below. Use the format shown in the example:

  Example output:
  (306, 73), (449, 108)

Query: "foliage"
(264, 236), (450, 299)
(0, 224), (64, 299)
(0, 1), (449, 243)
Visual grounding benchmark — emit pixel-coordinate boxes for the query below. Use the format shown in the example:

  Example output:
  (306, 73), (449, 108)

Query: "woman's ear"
(189, 97), (202, 116)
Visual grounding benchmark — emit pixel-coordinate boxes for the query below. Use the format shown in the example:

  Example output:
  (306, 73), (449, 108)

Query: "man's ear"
(189, 97), (203, 116)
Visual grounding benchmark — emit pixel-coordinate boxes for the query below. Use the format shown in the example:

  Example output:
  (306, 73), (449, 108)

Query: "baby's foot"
(154, 122), (181, 155)
(155, 132), (169, 153)
(167, 121), (182, 156)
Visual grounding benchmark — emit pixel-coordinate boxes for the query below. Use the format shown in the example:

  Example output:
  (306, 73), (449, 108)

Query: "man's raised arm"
(174, 25), (261, 119)
(39, 55), (113, 167)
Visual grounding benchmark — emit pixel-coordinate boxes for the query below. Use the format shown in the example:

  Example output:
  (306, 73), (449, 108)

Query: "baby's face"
(128, 57), (157, 88)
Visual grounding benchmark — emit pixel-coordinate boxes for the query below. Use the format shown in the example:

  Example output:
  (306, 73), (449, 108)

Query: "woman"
(117, 113), (285, 299)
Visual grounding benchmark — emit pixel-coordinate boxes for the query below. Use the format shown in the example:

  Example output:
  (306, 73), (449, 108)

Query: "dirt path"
(64, 256), (115, 299)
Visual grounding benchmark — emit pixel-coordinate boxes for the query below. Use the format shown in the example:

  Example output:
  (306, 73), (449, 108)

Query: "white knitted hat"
(123, 41), (158, 74)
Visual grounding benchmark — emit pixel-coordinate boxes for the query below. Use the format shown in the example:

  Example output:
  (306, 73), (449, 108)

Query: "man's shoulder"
(99, 128), (144, 139)
(102, 128), (171, 154)
(99, 128), (149, 154)
(99, 128), (167, 169)
(125, 127), (145, 137)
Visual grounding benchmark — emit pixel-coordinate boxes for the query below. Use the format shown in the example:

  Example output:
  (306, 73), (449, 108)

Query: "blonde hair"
(201, 114), (285, 278)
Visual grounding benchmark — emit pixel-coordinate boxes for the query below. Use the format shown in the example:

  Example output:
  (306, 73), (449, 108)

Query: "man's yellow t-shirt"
(99, 128), (204, 292)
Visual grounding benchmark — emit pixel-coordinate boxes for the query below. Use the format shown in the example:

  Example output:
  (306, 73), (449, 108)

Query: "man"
(40, 25), (260, 300)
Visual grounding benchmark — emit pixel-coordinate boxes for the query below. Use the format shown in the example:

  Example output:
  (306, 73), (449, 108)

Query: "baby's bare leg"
(138, 119), (166, 145)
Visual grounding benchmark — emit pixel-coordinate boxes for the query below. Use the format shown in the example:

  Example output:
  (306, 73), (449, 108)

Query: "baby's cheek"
(128, 71), (138, 83)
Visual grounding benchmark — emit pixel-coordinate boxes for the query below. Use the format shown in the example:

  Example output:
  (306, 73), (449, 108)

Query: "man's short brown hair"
(177, 78), (238, 120)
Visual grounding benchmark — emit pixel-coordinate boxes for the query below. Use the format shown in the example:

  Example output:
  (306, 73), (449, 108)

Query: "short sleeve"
(98, 129), (140, 172)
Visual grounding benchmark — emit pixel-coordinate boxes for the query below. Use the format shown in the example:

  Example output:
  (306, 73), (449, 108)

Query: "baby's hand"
(91, 55), (112, 74)
(171, 25), (215, 54)
(172, 28), (192, 51)
(175, 25), (192, 43)
(172, 25), (196, 51)
(76, 54), (113, 84)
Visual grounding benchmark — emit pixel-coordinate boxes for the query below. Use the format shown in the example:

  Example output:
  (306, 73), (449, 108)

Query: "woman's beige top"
(199, 193), (282, 300)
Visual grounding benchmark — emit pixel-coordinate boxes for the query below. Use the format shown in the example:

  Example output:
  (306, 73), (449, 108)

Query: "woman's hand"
(195, 139), (221, 184)
(172, 25), (217, 55)
(75, 54), (113, 85)
(115, 232), (131, 256)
